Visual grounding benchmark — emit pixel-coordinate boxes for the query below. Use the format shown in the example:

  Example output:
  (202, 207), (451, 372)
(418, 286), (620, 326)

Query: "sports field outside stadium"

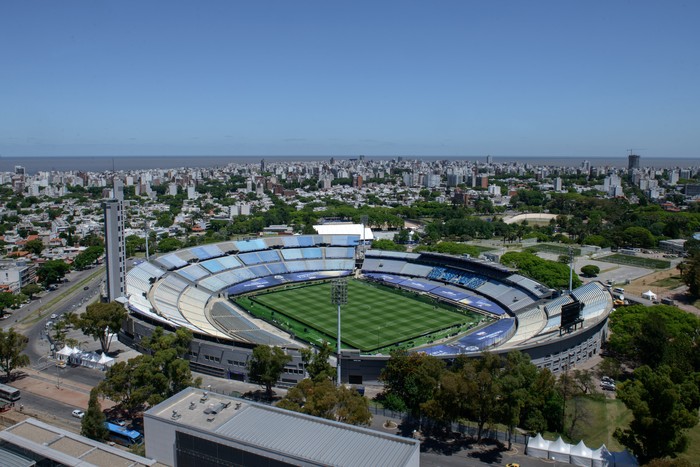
(234, 279), (483, 352)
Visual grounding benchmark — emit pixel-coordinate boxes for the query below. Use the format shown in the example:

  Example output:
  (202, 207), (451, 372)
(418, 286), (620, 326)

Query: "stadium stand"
(209, 301), (289, 345)
(126, 236), (611, 371)
(540, 282), (612, 333)
(324, 247), (355, 259)
(175, 264), (210, 282)
(427, 266), (487, 290)
(154, 253), (188, 270)
(398, 263), (433, 278)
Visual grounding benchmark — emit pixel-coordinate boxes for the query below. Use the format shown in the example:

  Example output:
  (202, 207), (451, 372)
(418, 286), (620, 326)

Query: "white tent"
(97, 352), (114, 370)
(591, 444), (613, 467)
(548, 436), (571, 463)
(570, 440), (593, 467)
(525, 433), (550, 459)
(81, 351), (101, 369)
(642, 290), (657, 301)
(612, 450), (639, 467)
(56, 345), (75, 361)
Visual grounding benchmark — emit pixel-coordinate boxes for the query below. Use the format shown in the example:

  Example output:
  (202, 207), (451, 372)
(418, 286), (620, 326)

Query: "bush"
(580, 265), (600, 277)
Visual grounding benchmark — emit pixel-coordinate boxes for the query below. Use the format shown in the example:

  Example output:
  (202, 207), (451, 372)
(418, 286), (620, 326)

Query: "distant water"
(1, 155), (697, 174)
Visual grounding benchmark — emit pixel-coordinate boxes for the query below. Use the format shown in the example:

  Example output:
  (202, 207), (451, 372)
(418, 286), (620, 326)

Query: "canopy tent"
(80, 351), (101, 369)
(548, 436), (571, 463)
(525, 433), (550, 459)
(55, 345), (75, 361)
(97, 352), (114, 369)
(641, 290), (657, 301)
(570, 440), (593, 467)
(591, 444), (613, 467)
(612, 450), (639, 467)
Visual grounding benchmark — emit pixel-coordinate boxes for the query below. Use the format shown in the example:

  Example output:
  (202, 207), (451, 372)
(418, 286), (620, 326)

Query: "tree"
(277, 378), (371, 426)
(300, 341), (336, 382)
(247, 345), (291, 400)
(157, 237), (183, 253)
(24, 238), (44, 255)
(37, 260), (71, 286)
(608, 304), (700, 372)
(73, 301), (127, 353)
(73, 245), (104, 270)
(379, 349), (444, 417)
(678, 251), (700, 297)
(497, 352), (538, 449)
(81, 388), (108, 441)
(371, 239), (406, 252)
(0, 328), (30, 382)
(465, 352), (501, 442)
(20, 283), (42, 300)
(580, 264), (600, 277)
(99, 327), (201, 413)
(614, 365), (700, 463)
(0, 292), (20, 316)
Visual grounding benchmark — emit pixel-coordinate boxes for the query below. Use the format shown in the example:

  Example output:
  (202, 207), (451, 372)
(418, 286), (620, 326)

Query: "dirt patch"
(624, 269), (700, 317)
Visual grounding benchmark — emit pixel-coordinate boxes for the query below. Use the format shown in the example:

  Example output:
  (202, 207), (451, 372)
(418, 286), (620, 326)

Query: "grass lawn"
(240, 279), (479, 351)
(530, 244), (582, 256)
(548, 395), (700, 462)
(597, 254), (671, 269)
(556, 396), (632, 450)
(650, 275), (684, 288)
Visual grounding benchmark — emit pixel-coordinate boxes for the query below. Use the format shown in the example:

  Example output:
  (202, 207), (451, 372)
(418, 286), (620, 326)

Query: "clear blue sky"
(2, 1), (699, 158)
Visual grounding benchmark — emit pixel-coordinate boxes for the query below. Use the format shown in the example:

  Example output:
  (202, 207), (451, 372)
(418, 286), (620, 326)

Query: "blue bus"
(105, 422), (143, 446)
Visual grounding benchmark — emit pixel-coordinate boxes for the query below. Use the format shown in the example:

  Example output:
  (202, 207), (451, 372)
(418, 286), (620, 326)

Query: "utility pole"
(331, 279), (348, 387)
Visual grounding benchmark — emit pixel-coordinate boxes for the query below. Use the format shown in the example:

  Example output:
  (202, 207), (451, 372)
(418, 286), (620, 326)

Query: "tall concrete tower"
(628, 154), (640, 170)
(103, 199), (126, 302)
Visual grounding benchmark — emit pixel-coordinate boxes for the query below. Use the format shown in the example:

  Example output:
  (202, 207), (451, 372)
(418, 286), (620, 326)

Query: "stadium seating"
(427, 267), (487, 290)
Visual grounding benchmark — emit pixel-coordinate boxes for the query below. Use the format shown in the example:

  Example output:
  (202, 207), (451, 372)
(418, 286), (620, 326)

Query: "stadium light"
(568, 246), (575, 292)
(331, 279), (348, 387)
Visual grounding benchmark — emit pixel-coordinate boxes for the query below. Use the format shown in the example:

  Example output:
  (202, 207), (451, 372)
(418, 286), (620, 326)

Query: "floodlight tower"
(360, 214), (368, 258)
(568, 246), (575, 293)
(331, 279), (348, 387)
(144, 222), (151, 261)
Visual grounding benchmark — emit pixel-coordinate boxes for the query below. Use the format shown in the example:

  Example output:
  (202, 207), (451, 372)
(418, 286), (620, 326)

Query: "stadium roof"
(313, 223), (374, 241)
(145, 387), (420, 467)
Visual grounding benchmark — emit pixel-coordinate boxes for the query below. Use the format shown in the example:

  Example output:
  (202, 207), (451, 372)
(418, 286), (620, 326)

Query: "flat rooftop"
(146, 387), (420, 467)
(0, 418), (162, 467)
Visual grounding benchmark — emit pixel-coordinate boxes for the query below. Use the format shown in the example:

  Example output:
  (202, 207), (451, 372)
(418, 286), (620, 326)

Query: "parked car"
(72, 409), (85, 419)
(601, 376), (615, 384)
(601, 382), (616, 391)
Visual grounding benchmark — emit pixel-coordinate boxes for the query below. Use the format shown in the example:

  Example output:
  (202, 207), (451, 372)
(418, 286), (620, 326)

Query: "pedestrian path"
(11, 367), (114, 411)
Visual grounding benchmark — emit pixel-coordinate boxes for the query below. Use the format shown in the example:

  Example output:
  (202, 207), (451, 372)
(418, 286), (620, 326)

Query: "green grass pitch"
(246, 279), (478, 351)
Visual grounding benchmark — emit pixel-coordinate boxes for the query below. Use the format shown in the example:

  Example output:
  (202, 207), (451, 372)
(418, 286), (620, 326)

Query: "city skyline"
(2, 1), (699, 158)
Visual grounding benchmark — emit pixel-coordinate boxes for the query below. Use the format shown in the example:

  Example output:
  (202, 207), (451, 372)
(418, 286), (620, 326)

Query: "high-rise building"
(260, 158), (266, 172)
(554, 177), (563, 191)
(103, 199), (126, 302)
(628, 154), (640, 170)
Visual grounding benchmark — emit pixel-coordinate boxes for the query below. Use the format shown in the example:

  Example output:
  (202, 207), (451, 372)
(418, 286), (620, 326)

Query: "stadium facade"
(120, 235), (613, 385)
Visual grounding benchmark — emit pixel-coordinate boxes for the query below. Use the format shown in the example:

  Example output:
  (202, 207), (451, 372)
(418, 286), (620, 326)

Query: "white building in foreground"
(144, 387), (420, 467)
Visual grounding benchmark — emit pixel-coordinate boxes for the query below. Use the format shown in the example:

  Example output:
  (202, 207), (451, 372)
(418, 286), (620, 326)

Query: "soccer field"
(241, 279), (480, 351)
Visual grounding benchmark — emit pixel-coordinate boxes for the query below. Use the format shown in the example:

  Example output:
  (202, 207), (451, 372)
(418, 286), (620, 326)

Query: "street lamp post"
(330, 279), (348, 387)
(39, 355), (61, 389)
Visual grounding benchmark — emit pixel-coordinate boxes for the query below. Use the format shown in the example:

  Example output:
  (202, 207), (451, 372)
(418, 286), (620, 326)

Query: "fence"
(368, 405), (531, 446)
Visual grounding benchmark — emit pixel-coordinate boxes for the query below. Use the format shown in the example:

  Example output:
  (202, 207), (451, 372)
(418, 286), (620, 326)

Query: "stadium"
(120, 234), (613, 386)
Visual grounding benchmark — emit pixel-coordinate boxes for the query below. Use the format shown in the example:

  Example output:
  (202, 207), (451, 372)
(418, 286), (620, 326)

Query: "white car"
(72, 409), (85, 419)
